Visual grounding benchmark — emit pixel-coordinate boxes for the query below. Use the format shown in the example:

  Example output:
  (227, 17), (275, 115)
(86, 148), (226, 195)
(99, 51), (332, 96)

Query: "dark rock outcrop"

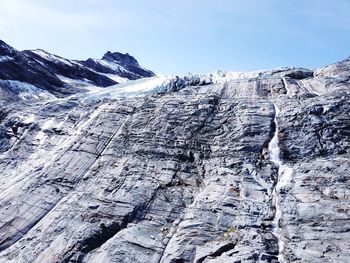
(79, 51), (155, 80)
(103, 51), (140, 67)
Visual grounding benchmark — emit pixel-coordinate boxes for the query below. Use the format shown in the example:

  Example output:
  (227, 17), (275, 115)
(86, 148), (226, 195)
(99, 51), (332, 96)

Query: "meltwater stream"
(268, 104), (293, 263)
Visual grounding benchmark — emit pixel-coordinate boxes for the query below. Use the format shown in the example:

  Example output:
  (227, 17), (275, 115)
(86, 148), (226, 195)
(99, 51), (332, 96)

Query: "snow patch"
(0, 56), (13, 63)
(56, 75), (95, 89)
(100, 73), (129, 83)
(34, 119), (56, 144)
(92, 58), (123, 72)
(22, 114), (36, 124)
(31, 49), (78, 67)
(87, 58), (139, 77)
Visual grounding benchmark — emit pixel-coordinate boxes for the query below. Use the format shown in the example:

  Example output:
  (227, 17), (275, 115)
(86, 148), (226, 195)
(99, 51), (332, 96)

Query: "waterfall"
(282, 78), (291, 98)
(268, 104), (293, 263)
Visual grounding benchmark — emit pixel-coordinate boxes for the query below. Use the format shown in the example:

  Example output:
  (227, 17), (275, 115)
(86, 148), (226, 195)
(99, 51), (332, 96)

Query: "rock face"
(79, 51), (155, 80)
(0, 48), (349, 263)
(0, 40), (155, 100)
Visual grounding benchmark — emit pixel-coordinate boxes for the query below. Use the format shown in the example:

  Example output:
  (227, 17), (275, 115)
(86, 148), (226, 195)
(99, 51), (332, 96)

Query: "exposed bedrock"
(0, 56), (349, 263)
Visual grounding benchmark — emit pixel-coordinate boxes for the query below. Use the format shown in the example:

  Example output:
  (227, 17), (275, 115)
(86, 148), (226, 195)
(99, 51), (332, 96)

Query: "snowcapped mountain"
(0, 40), (155, 100)
(79, 51), (154, 81)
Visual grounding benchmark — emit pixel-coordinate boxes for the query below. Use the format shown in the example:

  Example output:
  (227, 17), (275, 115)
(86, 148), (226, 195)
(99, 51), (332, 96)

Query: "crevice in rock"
(196, 242), (237, 263)
(261, 254), (279, 262)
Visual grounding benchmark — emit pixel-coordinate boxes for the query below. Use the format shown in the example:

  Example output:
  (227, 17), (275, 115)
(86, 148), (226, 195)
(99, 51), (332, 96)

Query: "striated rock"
(0, 50), (349, 263)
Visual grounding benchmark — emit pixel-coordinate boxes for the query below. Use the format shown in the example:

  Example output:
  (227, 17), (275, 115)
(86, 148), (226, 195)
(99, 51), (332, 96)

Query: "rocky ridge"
(0, 45), (349, 263)
(0, 40), (155, 100)
(79, 51), (154, 81)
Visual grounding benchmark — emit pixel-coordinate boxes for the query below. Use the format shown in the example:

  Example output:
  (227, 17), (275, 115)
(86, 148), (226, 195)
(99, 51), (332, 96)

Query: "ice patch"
(0, 80), (56, 101)
(198, 69), (279, 84)
(206, 70), (266, 83)
(78, 75), (176, 103)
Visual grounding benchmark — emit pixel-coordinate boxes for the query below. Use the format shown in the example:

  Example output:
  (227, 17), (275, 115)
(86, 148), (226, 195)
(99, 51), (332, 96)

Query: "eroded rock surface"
(0, 56), (349, 263)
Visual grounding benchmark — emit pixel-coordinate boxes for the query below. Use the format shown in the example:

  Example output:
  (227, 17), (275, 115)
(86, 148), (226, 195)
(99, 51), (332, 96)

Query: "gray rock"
(0, 55), (349, 263)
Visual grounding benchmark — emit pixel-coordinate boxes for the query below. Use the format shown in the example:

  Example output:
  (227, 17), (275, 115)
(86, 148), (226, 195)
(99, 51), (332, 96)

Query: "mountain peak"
(102, 51), (139, 67)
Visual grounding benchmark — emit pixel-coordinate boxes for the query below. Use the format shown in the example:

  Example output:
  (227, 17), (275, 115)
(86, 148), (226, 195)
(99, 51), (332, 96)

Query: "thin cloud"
(0, 0), (130, 35)
(297, 0), (350, 29)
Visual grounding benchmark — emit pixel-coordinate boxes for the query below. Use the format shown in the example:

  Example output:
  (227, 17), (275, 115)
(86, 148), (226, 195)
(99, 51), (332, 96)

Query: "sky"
(0, 0), (349, 75)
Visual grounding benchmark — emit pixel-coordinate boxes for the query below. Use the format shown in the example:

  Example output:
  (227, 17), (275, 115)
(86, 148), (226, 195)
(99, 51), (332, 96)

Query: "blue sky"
(0, 0), (349, 74)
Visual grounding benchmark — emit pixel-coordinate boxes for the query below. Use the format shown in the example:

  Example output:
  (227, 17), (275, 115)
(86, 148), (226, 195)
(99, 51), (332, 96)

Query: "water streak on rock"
(268, 103), (293, 263)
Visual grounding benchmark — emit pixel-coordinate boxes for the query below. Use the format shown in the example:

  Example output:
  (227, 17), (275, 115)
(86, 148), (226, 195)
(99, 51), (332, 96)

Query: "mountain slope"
(23, 49), (117, 87)
(0, 40), (70, 97)
(0, 40), (155, 100)
(0, 48), (349, 263)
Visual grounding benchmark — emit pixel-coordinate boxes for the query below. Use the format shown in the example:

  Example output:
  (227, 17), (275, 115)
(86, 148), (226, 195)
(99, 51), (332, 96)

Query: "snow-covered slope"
(78, 76), (176, 103)
(0, 39), (155, 100)
(30, 49), (78, 67)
